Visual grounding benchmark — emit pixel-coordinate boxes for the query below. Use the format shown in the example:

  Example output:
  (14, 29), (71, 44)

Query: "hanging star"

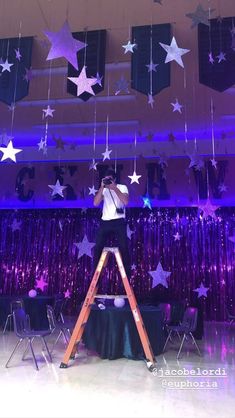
(146, 131), (154, 141)
(74, 235), (95, 259)
(64, 289), (71, 298)
(173, 232), (182, 241)
(131, 263), (137, 270)
(149, 262), (171, 288)
(0, 58), (14, 73)
(188, 153), (204, 170)
(37, 138), (46, 151)
(148, 94), (155, 109)
(171, 99), (183, 113)
(14, 48), (22, 61)
(8, 103), (16, 112)
(193, 282), (209, 298)
(143, 196), (152, 210)
(93, 72), (103, 87)
(102, 148), (112, 161)
(198, 200), (219, 220)
(11, 219), (22, 232)
(122, 40), (137, 54)
(0, 140), (22, 163)
(159, 36), (190, 68)
(44, 21), (86, 70)
(186, 4), (215, 28)
(168, 132), (176, 142)
(128, 170), (142, 184)
(59, 220), (63, 231)
(88, 185), (98, 196)
(68, 65), (97, 97)
(217, 52), (226, 63)
(35, 277), (48, 292)
(127, 224), (135, 240)
(114, 76), (130, 95)
(146, 60), (158, 72)
(42, 105), (55, 118)
(208, 52), (215, 64)
(53, 135), (66, 150)
(23, 67), (33, 82)
(48, 180), (67, 197)
(210, 158), (217, 169)
(89, 159), (98, 171)
(219, 183), (227, 193)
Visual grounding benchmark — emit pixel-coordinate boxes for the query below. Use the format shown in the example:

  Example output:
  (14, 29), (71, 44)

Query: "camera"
(116, 208), (124, 214)
(103, 178), (112, 186)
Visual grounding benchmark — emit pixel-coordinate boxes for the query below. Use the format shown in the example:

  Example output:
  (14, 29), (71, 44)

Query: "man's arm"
(93, 183), (104, 206)
(109, 183), (129, 206)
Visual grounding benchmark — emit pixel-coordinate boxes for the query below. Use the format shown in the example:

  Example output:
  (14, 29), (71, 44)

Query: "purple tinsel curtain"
(0, 208), (234, 320)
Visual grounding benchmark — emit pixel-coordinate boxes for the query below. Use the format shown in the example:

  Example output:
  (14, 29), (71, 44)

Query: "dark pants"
(94, 218), (131, 279)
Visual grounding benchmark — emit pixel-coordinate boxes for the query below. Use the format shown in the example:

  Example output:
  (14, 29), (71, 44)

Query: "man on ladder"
(93, 168), (131, 280)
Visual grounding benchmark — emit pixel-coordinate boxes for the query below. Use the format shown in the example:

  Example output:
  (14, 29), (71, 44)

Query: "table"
(0, 295), (55, 330)
(82, 305), (165, 360)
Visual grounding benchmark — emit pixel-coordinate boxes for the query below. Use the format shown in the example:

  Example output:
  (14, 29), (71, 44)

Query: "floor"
(0, 322), (234, 418)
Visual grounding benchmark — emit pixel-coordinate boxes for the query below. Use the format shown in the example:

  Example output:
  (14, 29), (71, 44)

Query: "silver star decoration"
(122, 40), (137, 54)
(48, 180), (67, 197)
(8, 103), (16, 112)
(93, 72), (103, 87)
(127, 224), (135, 240)
(146, 60), (158, 72)
(128, 170), (142, 184)
(198, 200), (219, 220)
(35, 277), (48, 292)
(0, 58), (14, 73)
(74, 235), (95, 259)
(188, 153), (204, 170)
(173, 232), (182, 241)
(0, 140), (22, 162)
(149, 262), (171, 288)
(217, 52), (226, 63)
(37, 138), (47, 152)
(11, 219), (22, 231)
(193, 282), (209, 298)
(23, 67), (33, 82)
(15, 48), (22, 61)
(159, 36), (190, 68)
(42, 105), (55, 118)
(209, 52), (215, 64)
(219, 183), (227, 193)
(171, 99), (183, 113)
(210, 158), (217, 169)
(143, 196), (152, 210)
(89, 159), (98, 171)
(88, 185), (98, 196)
(68, 66), (97, 97)
(148, 93), (155, 109)
(114, 76), (130, 95)
(186, 4), (215, 28)
(102, 148), (112, 161)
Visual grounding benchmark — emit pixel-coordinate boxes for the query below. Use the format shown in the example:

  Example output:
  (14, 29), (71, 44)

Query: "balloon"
(114, 297), (125, 308)
(28, 289), (37, 298)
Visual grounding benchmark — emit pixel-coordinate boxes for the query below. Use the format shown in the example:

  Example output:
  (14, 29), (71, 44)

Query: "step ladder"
(60, 247), (157, 372)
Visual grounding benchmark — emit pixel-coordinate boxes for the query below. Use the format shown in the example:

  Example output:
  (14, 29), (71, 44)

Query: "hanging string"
(105, 115), (109, 150)
(134, 132), (137, 172)
(183, 68), (188, 144)
(10, 21), (22, 137)
(210, 97), (215, 160)
(93, 99), (97, 156)
(149, 24), (153, 97)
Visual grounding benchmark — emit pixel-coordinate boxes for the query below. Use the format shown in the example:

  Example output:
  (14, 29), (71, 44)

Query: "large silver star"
(193, 282), (209, 298)
(88, 185), (98, 196)
(122, 40), (137, 54)
(149, 262), (171, 288)
(48, 180), (67, 197)
(128, 170), (142, 184)
(198, 200), (219, 220)
(44, 21), (86, 70)
(0, 58), (14, 73)
(74, 235), (95, 259)
(102, 148), (112, 161)
(159, 36), (190, 68)
(0, 140), (22, 163)
(186, 4), (215, 28)
(68, 66), (97, 96)
(42, 105), (55, 118)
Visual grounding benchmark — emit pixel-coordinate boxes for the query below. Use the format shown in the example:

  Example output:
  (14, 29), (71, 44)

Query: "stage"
(0, 321), (234, 418)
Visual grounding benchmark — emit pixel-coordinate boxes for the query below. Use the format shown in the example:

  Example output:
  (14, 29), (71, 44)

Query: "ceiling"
(0, 0), (235, 162)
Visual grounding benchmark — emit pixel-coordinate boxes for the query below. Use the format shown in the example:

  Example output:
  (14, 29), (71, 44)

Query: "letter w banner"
(0, 36), (33, 105)
(67, 29), (106, 101)
(131, 24), (171, 96)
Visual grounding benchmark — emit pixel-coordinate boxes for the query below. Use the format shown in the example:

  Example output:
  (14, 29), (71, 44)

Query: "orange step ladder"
(60, 247), (157, 372)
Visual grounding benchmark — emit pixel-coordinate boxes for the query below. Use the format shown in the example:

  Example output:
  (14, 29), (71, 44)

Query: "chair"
(3, 299), (24, 334)
(46, 305), (72, 353)
(53, 296), (68, 323)
(5, 307), (52, 370)
(158, 303), (172, 340)
(163, 307), (201, 359)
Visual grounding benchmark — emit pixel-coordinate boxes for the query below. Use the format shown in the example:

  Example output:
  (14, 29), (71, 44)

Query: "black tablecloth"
(82, 305), (165, 360)
(0, 296), (55, 330)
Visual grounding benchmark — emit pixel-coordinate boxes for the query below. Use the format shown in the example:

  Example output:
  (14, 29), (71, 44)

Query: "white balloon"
(28, 289), (37, 298)
(114, 297), (125, 308)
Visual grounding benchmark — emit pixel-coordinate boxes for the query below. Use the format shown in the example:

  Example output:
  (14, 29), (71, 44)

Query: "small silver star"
(89, 159), (98, 171)
(88, 185), (98, 196)
(173, 232), (182, 241)
(219, 183), (227, 193)
(122, 40), (137, 54)
(42, 105), (55, 118)
(171, 99), (183, 113)
(146, 60), (158, 72)
(148, 93), (155, 109)
(48, 180), (67, 197)
(128, 170), (142, 184)
(210, 158), (217, 169)
(102, 148), (112, 161)
(217, 52), (226, 63)
(209, 52), (214, 64)
(15, 48), (22, 61)
(0, 58), (14, 73)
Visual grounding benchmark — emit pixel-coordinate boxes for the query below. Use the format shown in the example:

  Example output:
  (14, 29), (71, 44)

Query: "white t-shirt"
(101, 184), (128, 221)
